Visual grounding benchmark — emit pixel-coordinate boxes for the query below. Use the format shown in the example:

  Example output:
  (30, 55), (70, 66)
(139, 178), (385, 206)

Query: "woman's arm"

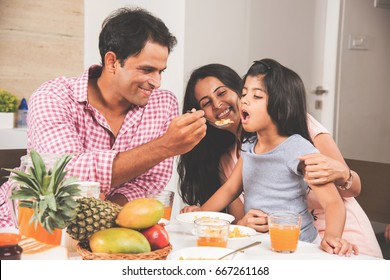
(301, 133), (361, 197)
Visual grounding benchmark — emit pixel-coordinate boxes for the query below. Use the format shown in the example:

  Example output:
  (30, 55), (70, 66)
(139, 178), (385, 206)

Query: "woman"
(177, 63), (382, 258)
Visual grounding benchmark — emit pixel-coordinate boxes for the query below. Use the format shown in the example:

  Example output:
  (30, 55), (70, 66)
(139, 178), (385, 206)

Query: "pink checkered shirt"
(0, 65), (178, 228)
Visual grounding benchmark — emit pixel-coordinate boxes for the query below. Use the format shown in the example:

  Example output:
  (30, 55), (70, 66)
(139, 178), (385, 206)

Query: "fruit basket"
(76, 241), (172, 260)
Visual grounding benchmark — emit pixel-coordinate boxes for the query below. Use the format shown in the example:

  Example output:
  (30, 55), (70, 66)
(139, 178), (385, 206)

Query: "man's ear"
(104, 51), (118, 74)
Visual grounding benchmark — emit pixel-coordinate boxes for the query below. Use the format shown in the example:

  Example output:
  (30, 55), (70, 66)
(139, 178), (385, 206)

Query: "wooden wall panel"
(0, 0), (83, 100)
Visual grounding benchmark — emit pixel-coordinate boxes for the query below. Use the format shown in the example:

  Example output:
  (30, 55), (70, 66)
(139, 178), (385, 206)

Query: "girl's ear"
(104, 51), (118, 74)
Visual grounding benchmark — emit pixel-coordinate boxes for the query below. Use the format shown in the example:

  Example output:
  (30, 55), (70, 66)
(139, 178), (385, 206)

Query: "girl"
(186, 59), (357, 256)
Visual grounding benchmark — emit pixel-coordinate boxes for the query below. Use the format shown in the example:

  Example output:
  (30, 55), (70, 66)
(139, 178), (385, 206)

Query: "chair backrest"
(346, 159), (390, 224)
(0, 149), (27, 186)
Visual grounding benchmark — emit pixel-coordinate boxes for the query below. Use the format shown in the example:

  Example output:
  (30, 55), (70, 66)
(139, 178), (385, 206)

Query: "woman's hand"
(236, 209), (268, 232)
(299, 153), (350, 186)
(320, 235), (359, 257)
(180, 205), (201, 213)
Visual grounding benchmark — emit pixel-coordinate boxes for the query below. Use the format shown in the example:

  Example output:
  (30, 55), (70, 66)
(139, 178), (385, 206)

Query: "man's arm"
(111, 110), (207, 187)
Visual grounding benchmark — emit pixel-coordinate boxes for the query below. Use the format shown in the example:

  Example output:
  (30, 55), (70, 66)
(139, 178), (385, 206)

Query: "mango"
(116, 198), (164, 229)
(89, 227), (151, 254)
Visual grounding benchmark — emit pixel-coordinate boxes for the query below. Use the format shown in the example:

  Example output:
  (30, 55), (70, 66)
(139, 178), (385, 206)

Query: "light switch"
(348, 35), (369, 50)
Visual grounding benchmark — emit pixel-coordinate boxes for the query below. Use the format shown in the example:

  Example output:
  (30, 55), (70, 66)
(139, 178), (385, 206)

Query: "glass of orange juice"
(194, 218), (230, 248)
(268, 211), (301, 253)
(148, 190), (174, 221)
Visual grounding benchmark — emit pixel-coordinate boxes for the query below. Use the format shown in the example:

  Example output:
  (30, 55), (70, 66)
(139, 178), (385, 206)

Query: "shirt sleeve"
(107, 92), (179, 201)
(27, 81), (118, 194)
(307, 113), (329, 140)
(0, 180), (15, 228)
(286, 135), (319, 176)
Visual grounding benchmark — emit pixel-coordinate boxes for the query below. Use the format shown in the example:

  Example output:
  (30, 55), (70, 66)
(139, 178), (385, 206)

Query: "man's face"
(113, 41), (169, 107)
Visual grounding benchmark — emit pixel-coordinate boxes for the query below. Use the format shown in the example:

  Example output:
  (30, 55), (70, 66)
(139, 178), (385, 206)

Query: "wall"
(0, 0), (84, 101)
(336, 0), (390, 163)
(184, 0), (251, 79)
(248, 0), (328, 123)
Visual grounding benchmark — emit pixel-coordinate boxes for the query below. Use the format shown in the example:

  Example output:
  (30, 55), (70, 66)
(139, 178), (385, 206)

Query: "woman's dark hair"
(242, 58), (311, 143)
(177, 64), (242, 206)
(99, 7), (177, 66)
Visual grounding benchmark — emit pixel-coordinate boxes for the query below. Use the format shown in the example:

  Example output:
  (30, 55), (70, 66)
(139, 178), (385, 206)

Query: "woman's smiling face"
(194, 76), (240, 133)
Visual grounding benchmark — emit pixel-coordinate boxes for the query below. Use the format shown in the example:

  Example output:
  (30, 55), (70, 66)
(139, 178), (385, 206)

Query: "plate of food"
(228, 225), (257, 239)
(227, 225), (259, 249)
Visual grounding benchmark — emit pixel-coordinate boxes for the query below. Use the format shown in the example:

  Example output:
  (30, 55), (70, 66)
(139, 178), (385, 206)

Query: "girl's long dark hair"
(177, 64), (242, 206)
(242, 58), (312, 144)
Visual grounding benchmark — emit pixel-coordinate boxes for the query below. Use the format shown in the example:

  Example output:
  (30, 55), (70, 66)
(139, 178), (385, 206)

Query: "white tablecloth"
(165, 223), (380, 260)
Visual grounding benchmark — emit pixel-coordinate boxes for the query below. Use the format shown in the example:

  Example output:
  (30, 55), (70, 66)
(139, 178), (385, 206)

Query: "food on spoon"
(215, 119), (233, 126)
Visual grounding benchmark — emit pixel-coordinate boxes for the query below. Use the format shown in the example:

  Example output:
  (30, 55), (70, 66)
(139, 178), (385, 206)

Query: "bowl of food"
(227, 225), (258, 249)
(175, 211), (235, 232)
(167, 246), (239, 260)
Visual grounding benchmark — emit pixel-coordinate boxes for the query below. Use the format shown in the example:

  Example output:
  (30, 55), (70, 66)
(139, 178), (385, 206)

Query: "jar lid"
(0, 233), (22, 246)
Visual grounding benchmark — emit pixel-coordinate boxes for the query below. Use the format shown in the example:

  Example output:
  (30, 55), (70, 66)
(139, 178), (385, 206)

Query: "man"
(0, 6), (206, 226)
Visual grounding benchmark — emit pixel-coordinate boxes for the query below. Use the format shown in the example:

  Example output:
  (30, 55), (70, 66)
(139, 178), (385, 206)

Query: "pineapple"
(66, 197), (121, 241)
(5, 150), (81, 233)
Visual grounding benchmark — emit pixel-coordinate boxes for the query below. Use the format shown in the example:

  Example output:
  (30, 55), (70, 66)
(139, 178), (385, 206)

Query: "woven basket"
(76, 241), (172, 260)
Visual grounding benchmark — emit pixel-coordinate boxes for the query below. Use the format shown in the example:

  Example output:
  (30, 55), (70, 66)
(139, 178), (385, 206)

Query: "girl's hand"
(180, 205), (201, 213)
(320, 235), (359, 257)
(237, 209), (268, 233)
(299, 153), (350, 186)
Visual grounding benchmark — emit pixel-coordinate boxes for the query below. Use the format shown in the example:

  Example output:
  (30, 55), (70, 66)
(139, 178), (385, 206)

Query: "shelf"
(0, 128), (27, 150)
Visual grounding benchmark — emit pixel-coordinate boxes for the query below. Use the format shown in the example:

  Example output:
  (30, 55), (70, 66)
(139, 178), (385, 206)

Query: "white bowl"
(167, 246), (238, 260)
(176, 211), (235, 232)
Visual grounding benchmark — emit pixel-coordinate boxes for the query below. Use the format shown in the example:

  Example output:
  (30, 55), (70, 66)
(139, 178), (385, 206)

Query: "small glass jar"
(0, 233), (23, 260)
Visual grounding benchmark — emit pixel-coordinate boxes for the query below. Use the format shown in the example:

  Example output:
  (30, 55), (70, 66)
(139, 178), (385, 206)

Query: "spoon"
(218, 241), (262, 260)
(186, 110), (234, 128)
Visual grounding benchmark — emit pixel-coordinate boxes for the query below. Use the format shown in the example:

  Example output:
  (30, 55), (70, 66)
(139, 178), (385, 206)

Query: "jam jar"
(0, 233), (23, 260)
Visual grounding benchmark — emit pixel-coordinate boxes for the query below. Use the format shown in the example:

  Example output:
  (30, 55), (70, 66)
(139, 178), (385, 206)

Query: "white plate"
(167, 246), (238, 260)
(176, 211), (235, 225)
(228, 225), (257, 239)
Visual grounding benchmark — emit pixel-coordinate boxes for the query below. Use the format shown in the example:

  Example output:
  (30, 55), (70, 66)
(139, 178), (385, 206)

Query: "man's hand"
(162, 109), (207, 157)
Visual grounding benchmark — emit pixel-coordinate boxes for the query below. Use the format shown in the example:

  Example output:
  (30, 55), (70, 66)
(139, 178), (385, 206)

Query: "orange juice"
(269, 224), (300, 252)
(163, 206), (172, 220)
(18, 207), (62, 245)
(197, 236), (227, 248)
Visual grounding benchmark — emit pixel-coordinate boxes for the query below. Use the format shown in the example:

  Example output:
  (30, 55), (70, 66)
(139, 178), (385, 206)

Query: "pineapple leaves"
(11, 187), (39, 200)
(19, 201), (33, 208)
(3, 169), (40, 193)
(6, 150), (83, 232)
(44, 193), (57, 211)
(30, 150), (47, 186)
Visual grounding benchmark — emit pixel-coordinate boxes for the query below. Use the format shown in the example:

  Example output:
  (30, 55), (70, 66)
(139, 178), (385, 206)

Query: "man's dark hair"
(99, 7), (177, 66)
